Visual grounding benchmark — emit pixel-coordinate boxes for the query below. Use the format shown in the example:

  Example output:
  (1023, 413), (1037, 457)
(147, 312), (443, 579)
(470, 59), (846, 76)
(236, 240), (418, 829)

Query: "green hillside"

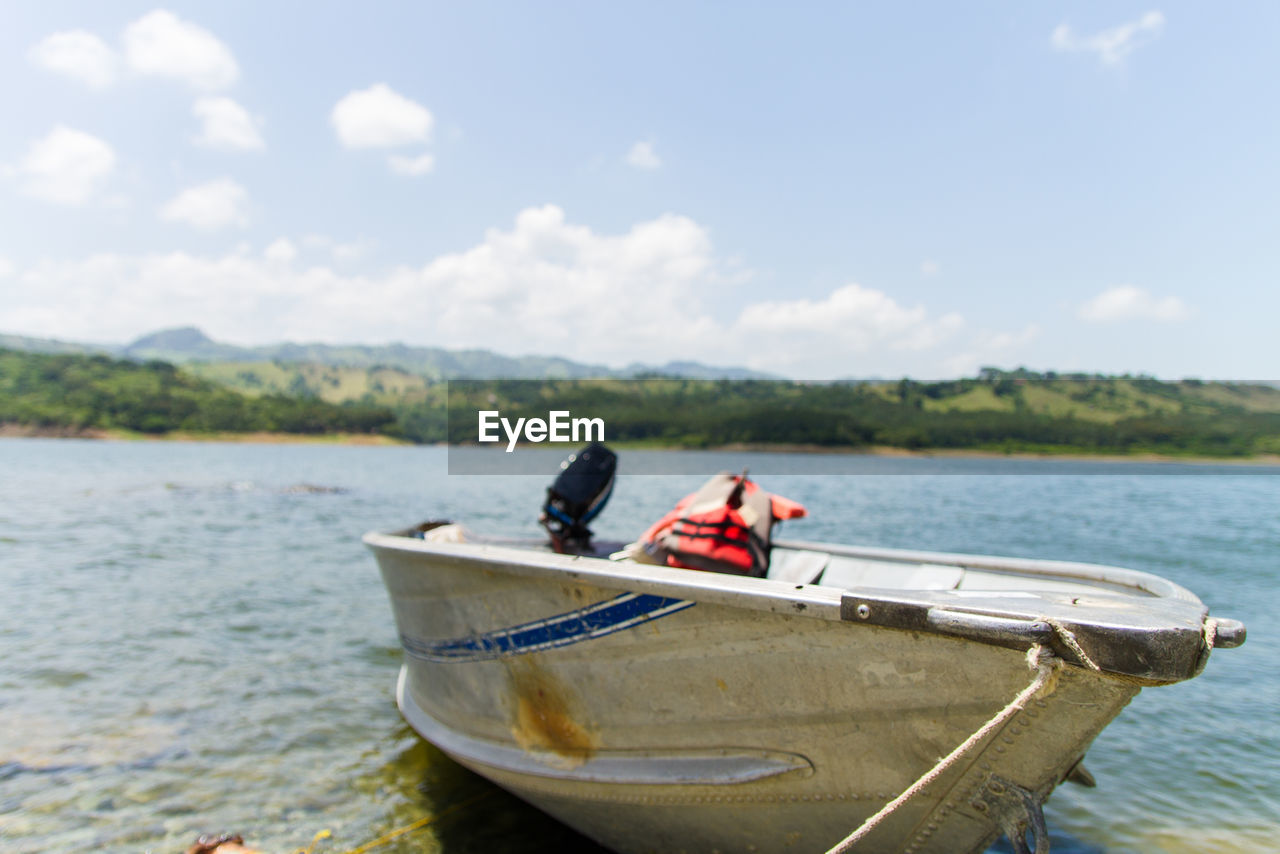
(0, 349), (397, 438)
(3, 347), (1278, 457)
(183, 360), (441, 404)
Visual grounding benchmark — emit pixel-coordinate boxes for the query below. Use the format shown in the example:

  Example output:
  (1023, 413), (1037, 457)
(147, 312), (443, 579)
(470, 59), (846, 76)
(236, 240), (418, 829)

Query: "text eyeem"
(478, 410), (605, 452)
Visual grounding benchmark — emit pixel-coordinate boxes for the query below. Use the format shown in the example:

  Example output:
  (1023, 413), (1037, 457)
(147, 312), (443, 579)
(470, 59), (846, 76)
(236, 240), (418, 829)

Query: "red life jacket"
(638, 473), (806, 576)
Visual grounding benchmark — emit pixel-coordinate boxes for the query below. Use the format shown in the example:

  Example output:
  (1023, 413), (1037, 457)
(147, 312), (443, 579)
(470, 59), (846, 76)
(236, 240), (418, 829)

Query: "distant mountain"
(124, 327), (252, 362)
(2, 326), (776, 380)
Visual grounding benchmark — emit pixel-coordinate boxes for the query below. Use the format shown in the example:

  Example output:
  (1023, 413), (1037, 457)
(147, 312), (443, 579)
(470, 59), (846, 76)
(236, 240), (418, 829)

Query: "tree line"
(4, 349), (1278, 457)
(0, 349), (396, 436)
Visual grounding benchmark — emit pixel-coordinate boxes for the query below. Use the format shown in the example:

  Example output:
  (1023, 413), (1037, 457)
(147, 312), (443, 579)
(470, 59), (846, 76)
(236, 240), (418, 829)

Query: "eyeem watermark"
(478, 410), (605, 452)
(448, 377), (1280, 475)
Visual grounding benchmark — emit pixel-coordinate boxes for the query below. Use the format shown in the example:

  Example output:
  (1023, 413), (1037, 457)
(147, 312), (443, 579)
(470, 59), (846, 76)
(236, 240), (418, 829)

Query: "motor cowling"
(541, 443), (617, 553)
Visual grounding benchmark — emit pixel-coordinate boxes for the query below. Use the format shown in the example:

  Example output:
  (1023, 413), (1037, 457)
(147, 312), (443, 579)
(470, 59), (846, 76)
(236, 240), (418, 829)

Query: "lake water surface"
(1, 439), (1275, 853)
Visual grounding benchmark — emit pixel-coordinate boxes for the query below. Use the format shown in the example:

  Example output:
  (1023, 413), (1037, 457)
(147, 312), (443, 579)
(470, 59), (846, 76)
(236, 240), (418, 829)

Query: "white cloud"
(626, 141), (661, 170)
(0, 257), (14, 278)
(396, 205), (720, 362)
(1051, 11), (1165, 65)
(17, 126), (116, 205)
(29, 30), (119, 89)
(122, 10), (239, 90)
(192, 97), (264, 150)
(3, 206), (718, 358)
(388, 152), (435, 176)
(263, 238), (297, 263)
(737, 284), (965, 368)
(160, 178), (249, 230)
(331, 84), (433, 148)
(1078, 285), (1190, 323)
(941, 324), (1041, 376)
(4, 206), (1030, 377)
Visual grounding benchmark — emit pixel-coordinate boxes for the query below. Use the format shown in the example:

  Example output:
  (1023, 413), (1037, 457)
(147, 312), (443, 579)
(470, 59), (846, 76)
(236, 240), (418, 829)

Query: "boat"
(364, 451), (1245, 854)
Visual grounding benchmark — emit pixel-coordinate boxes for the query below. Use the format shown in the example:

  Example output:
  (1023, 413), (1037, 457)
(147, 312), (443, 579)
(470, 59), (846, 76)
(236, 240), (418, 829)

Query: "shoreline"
(3, 423), (1278, 465)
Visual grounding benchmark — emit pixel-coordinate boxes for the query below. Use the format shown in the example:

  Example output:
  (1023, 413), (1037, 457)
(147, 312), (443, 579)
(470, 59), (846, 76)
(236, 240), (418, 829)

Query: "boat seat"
(767, 549), (831, 585)
(819, 557), (964, 591)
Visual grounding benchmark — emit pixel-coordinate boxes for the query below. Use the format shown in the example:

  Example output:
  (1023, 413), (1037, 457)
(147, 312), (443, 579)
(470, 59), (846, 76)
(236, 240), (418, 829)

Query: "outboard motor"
(541, 443), (617, 554)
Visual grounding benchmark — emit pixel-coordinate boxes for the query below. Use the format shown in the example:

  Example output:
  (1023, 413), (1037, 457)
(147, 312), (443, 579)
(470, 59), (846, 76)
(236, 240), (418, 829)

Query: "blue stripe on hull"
(401, 592), (695, 662)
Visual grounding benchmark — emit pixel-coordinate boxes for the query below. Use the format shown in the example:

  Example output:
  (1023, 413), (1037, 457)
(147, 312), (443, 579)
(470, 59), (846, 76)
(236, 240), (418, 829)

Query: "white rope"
(824, 645), (1063, 854)
(1044, 620), (1100, 672)
(823, 614), (1226, 853)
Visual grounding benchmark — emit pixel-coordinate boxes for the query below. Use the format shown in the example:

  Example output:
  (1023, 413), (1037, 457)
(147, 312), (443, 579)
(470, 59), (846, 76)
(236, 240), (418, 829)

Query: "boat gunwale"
(368, 525), (1226, 687)
(363, 531), (1211, 650)
(363, 529), (1203, 616)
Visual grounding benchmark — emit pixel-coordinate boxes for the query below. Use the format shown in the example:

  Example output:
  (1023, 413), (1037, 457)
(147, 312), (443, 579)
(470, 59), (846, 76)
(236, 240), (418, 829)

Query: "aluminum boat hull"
(365, 531), (1234, 854)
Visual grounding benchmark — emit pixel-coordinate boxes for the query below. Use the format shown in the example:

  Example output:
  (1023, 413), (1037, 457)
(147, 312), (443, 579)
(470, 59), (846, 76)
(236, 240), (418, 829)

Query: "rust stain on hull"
(506, 655), (599, 766)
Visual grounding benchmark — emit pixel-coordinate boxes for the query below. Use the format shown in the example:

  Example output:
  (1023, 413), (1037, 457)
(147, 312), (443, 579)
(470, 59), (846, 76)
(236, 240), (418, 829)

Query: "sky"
(1, 2), (1276, 379)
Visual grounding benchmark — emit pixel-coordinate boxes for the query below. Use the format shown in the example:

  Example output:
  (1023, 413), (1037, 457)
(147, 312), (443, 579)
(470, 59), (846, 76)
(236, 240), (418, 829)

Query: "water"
(1, 439), (1275, 854)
